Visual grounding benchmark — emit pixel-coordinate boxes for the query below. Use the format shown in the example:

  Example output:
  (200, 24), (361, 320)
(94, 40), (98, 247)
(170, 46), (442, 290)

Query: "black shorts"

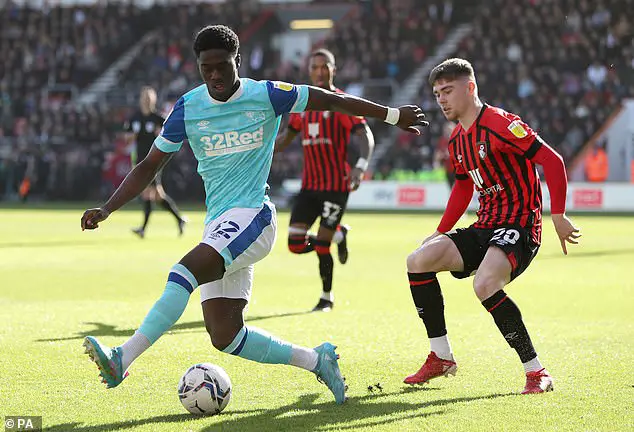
(444, 225), (540, 281)
(289, 189), (349, 231)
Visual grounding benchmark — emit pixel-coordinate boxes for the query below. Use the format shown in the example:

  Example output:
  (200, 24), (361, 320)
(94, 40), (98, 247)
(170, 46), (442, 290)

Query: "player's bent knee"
(406, 250), (425, 272)
(473, 274), (504, 301)
(407, 241), (446, 273)
(207, 326), (240, 351)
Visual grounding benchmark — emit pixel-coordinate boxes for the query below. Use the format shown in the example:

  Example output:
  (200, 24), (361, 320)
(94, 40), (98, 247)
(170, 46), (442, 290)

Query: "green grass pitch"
(1, 207), (633, 431)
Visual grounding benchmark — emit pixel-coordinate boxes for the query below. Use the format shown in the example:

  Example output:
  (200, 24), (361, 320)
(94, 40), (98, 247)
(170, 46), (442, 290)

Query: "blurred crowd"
(0, 1), (260, 202)
(271, 0), (459, 187)
(0, 3), (149, 141)
(326, 0), (455, 84)
(112, 1), (262, 106)
(376, 0), (634, 179)
(2, 0), (630, 202)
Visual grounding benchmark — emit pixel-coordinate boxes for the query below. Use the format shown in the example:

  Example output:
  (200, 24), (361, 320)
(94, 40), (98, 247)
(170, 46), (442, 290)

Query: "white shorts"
(199, 201), (276, 303)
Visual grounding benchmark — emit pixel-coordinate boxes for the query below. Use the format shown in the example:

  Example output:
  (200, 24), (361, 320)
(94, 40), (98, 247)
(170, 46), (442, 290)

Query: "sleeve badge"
(273, 81), (294, 91)
(508, 120), (528, 138)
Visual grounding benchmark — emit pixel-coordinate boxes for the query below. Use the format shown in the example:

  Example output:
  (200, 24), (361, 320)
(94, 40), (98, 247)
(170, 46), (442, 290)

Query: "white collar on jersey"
(207, 79), (244, 105)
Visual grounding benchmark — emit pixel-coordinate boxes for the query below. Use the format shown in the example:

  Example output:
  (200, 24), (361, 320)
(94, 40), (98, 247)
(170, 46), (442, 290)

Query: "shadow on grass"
(46, 391), (515, 432)
(0, 240), (99, 249)
(36, 311), (313, 343)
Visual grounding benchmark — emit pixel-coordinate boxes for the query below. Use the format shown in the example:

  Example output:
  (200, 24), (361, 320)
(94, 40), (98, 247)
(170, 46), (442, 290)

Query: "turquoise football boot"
(83, 336), (128, 388)
(313, 342), (347, 404)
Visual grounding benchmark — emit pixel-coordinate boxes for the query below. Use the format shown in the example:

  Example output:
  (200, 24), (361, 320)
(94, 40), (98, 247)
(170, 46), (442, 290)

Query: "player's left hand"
(552, 213), (581, 255)
(397, 105), (429, 135)
(349, 167), (365, 191)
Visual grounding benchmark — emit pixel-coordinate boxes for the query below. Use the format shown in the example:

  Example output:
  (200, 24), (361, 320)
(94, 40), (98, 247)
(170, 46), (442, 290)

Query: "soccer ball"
(178, 363), (232, 415)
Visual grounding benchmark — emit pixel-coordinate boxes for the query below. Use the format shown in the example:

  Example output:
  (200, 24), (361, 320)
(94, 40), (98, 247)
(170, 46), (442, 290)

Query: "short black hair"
(193, 25), (240, 57)
(428, 58), (475, 86)
(311, 48), (336, 66)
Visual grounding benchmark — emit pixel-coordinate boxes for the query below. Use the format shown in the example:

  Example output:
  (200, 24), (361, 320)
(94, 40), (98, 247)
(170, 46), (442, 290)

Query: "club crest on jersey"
(244, 111), (266, 122)
(508, 120), (528, 138)
(273, 81), (294, 91)
(477, 142), (487, 159)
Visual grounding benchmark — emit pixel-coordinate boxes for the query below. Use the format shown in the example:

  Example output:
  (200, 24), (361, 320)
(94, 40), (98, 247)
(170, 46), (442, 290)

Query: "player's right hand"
(81, 208), (110, 231)
(397, 105), (430, 135)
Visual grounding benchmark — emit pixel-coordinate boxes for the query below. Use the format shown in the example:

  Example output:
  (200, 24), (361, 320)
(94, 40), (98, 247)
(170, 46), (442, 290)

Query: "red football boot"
(522, 368), (554, 394)
(403, 352), (457, 385)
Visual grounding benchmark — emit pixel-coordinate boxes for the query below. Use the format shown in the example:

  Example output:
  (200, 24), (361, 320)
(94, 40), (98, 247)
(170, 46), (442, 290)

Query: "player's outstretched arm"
(305, 87), (428, 134)
(531, 143), (581, 254)
(81, 145), (173, 230)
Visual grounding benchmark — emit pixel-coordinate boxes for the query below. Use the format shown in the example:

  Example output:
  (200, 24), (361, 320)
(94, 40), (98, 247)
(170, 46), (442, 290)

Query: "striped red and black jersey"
(288, 93), (366, 192)
(449, 104), (544, 244)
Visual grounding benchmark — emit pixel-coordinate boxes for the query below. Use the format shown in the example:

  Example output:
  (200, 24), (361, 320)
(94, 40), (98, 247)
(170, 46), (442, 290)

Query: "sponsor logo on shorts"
(208, 221), (240, 240)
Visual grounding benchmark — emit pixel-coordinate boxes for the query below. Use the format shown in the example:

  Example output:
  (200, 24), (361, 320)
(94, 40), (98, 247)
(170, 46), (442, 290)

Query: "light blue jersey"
(154, 78), (309, 223)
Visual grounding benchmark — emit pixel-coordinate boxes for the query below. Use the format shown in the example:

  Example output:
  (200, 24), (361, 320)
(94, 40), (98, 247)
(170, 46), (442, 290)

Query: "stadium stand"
(110, 1), (263, 107)
(270, 0), (458, 188)
(2, 0), (632, 201)
(376, 0), (634, 179)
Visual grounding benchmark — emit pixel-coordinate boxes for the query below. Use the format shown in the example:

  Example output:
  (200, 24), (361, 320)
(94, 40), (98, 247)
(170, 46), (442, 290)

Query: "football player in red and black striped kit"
(275, 49), (375, 312)
(403, 58), (581, 394)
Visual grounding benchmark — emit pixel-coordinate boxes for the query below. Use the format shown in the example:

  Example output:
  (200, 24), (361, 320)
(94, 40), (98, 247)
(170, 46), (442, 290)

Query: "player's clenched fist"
(396, 105), (429, 135)
(81, 208), (110, 231)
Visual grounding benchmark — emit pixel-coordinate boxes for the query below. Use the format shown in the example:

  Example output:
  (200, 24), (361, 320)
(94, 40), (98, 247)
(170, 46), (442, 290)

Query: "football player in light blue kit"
(80, 25), (427, 405)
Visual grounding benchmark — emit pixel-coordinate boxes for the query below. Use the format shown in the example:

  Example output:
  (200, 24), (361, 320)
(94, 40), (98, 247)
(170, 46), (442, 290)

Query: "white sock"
(289, 345), (319, 371)
(119, 331), (151, 371)
(332, 229), (344, 244)
(523, 356), (543, 373)
(321, 291), (334, 302)
(429, 335), (453, 361)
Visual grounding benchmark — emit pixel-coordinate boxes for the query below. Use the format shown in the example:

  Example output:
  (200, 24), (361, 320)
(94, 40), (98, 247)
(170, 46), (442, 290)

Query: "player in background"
(124, 86), (186, 238)
(80, 25), (427, 405)
(403, 58), (581, 394)
(275, 49), (374, 312)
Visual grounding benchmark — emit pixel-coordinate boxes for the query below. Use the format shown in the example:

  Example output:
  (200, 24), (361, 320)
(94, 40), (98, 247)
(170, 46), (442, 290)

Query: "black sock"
(314, 240), (333, 294)
(141, 200), (153, 230)
(159, 195), (183, 222)
(482, 290), (537, 363)
(288, 234), (315, 254)
(408, 272), (447, 338)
